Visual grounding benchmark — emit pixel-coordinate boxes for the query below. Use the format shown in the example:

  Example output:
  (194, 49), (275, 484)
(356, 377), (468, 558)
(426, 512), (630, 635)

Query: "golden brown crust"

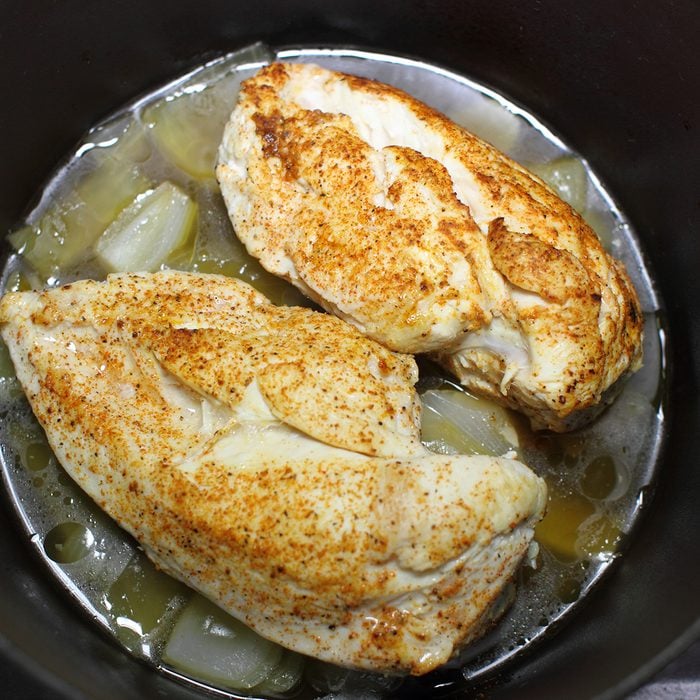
(218, 62), (643, 431)
(218, 65), (496, 354)
(0, 271), (546, 674)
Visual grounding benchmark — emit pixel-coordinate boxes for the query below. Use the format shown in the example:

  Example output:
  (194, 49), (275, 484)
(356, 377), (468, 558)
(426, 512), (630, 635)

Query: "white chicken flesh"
(217, 63), (643, 431)
(0, 271), (546, 675)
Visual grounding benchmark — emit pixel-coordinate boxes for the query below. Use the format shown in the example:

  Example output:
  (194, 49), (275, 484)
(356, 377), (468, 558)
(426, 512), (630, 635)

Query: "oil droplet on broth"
(57, 471), (75, 487)
(556, 575), (582, 604)
(581, 455), (617, 500)
(44, 522), (95, 563)
(24, 441), (53, 472)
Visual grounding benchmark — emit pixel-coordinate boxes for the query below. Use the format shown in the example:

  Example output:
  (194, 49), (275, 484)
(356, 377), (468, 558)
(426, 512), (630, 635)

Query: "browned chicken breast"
(0, 271), (546, 674)
(217, 63), (643, 431)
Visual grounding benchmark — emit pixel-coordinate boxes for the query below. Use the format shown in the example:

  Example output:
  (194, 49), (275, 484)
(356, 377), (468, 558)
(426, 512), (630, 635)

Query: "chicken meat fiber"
(217, 63), (643, 431)
(0, 271), (546, 674)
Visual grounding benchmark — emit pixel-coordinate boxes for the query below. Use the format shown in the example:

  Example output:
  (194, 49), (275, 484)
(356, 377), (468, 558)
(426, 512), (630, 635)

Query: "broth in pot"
(0, 43), (664, 698)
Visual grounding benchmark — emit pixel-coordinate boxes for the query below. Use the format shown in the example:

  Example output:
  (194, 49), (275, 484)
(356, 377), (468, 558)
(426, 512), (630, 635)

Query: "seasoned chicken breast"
(217, 63), (643, 431)
(0, 271), (546, 675)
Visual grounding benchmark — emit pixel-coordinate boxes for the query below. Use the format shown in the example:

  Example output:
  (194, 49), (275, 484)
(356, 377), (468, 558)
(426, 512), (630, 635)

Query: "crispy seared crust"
(218, 63), (643, 431)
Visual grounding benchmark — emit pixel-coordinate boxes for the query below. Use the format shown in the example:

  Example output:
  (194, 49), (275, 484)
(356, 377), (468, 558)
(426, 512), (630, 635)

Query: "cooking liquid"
(0, 43), (665, 698)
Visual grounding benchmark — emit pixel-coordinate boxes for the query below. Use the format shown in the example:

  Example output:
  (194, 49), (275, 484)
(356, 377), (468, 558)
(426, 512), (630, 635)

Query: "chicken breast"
(0, 271), (546, 675)
(217, 63), (643, 431)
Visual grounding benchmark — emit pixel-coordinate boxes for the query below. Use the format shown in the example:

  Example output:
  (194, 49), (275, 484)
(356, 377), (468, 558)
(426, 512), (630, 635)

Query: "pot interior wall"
(1, 1), (699, 699)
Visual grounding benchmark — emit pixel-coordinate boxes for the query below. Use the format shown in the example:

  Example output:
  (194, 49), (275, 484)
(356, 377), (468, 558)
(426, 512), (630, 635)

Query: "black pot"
(1, 1), (698, 698)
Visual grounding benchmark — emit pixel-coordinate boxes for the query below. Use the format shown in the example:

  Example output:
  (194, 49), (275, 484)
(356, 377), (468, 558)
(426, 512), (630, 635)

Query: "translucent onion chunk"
(529, 156), (588, 213)
(162, 595), (290, 690)
(95, 181), (197, 273)
(8, 124), (152, 279)
(252, 650), (305, 695)
(420, 387), (519, 457)
(144, 79), (241, 180)
(446, 95), (522, 154)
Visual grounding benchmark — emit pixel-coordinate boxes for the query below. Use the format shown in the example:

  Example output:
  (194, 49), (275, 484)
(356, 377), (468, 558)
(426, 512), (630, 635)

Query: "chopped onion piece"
(447, 96), (522, 154)
(252, 649), (305, 694)
(529, 156), (588, 213)
(162, 595), (284, 690)
(420, 388), (518, 457)
(582, 207), (615, 250)
(10, 196), (106, 279)
(77, 160), (151, 228)
(95, 182), (197, 273)
(9, 127), (153, 280)
(143, 77), (241, 180)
